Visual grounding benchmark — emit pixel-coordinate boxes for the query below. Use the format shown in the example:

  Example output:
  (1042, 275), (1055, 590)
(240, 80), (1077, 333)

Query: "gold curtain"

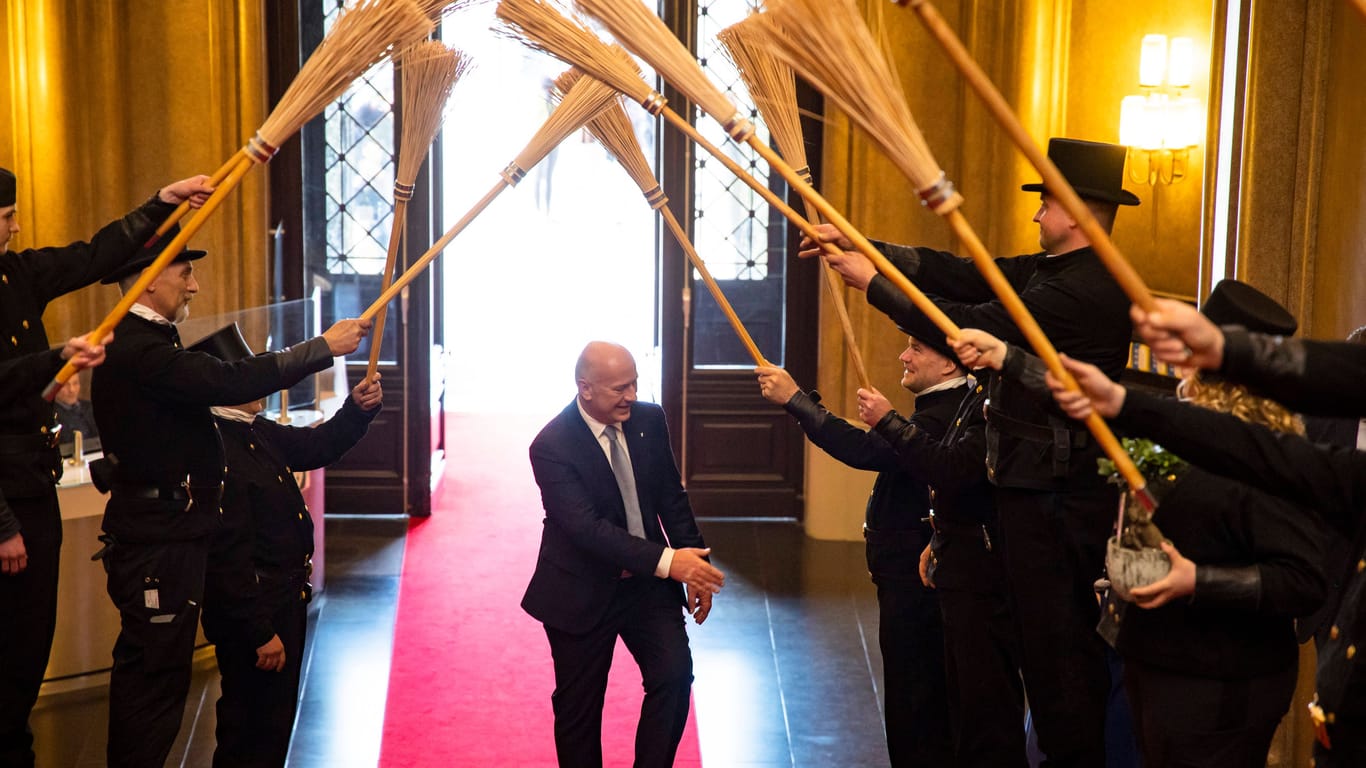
(0, 0), (268, 342)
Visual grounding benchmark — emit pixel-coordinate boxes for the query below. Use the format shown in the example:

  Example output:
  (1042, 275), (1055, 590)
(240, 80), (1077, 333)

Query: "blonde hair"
(1177, 373), (1305, 436)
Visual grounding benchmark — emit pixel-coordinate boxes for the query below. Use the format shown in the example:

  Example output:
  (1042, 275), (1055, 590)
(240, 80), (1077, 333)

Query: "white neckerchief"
(210, 406), (257, 424)
(915, 375), (970, 397)
(129, 302), (174, 327)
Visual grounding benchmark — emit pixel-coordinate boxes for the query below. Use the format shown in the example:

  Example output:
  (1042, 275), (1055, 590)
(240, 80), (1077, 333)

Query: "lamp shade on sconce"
(1168, 37), (1195, 88)
(1139, 34), (1168, 87)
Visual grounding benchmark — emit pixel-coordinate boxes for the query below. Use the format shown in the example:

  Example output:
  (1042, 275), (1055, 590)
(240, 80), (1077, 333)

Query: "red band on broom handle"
(898, 0), (1157, 314)
(42, 153), (258, 400)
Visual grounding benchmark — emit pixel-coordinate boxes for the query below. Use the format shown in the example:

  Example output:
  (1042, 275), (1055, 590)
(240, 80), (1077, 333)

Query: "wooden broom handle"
(148, 149), (248, 244)
(796, 184), (872, 389)
(43, 153), (256, 401)
(366, 197), (409, 381)
(658, 203), (769, 366)
(903, 0), (1156, 314)
(361, 179), (509, 321)
(941, 209), (1148, 492)
(735, 133), (961, 339)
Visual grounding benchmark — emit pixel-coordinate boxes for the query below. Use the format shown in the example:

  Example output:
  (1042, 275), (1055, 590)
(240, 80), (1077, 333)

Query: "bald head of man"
(575, 341), (638, 425)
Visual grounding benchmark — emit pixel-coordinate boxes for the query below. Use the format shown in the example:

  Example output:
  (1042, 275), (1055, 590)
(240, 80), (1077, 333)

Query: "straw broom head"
(507, 65), (622, 180)
(495, 0), (659, 110)
(717, 14), (807, 175)
(573, 0), (746, 135)
(756, 0), (962, 213)
(254, 0), (433, 155)
(551, 69), (663, 208)
(396, 41), (471, 189)
(416, 0), (482, 20)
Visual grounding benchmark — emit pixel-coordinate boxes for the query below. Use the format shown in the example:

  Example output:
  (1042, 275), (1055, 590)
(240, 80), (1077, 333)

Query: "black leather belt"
(986, 407), (1088, 447)
(111, 483), (191, 501)
(0, 430), (60, 454)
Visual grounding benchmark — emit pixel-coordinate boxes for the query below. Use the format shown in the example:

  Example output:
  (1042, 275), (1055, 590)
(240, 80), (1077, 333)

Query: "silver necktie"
(604, 425), (646, 539)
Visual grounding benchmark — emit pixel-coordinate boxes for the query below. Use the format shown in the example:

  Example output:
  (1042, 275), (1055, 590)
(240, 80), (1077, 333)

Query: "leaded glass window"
(691, 0), (787, 367)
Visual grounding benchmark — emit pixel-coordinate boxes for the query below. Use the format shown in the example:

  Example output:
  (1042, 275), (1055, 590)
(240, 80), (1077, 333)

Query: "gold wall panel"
(1, 0), (268, 342)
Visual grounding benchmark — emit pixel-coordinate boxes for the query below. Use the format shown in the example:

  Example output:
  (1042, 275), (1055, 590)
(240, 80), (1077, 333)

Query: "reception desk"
(44, 429), (327, 691)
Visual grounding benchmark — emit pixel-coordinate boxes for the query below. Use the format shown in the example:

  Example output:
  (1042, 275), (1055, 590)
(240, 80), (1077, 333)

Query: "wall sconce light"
(1118, 34), (1203, 185)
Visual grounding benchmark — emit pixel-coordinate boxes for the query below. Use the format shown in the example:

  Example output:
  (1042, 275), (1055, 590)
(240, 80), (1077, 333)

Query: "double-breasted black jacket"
(91, 314), (335, 543)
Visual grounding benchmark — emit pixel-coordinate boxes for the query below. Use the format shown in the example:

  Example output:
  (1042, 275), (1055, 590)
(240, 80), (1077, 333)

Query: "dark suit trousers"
(105, 536), (208, 768)
(544, 575), (693, 768)
(996, 485), (1117, 768)
(0, 493), (61, 768)
(212, 596), (308, 767)
(873, 577), (951, 767)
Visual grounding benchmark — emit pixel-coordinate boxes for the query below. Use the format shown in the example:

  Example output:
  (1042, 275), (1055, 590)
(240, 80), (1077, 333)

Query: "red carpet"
(379, 412), (702, 767)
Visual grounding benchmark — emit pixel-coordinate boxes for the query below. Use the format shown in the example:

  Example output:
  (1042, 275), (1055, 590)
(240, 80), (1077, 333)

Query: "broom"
(43, 0), (434, 400)
(554, 69), (769, 365)
(718, 15), (870, 388)
(149, 0), (452, 248)
(567, 0), (959, 348)
(359, 65), (621, 320)
(147, 0), (476, 244)
(755, 0), (1151, 503)
(496, 0), (956, 340)
(366, 41), (470, 383)
(893, 0), (1156, 315)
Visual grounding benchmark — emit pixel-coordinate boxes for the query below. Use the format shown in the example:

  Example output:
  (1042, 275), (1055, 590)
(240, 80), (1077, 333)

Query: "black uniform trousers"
(934, 534), (1027, 768)
(1125, 659), (1296, 768)
(212, 582), (308, 767)
(543, 575), (693, 768)
(996, 484), (1116, 768)
(0, 493), (60, 768)
(866, 529), (951, 767)
(104, 531), (210, 768)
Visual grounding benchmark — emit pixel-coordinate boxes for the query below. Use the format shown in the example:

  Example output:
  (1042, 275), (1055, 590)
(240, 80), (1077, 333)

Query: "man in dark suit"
(523, 341), (725, 768)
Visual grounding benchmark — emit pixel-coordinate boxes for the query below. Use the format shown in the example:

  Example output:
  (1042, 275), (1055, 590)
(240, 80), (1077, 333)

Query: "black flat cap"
(100, 229), (206, 285)
(1201, 279), (1297, 336)
(0, 168), (15, 207)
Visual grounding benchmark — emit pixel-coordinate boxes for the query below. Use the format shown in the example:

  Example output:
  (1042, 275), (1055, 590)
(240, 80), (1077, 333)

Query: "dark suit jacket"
(522, 400), (705, 634)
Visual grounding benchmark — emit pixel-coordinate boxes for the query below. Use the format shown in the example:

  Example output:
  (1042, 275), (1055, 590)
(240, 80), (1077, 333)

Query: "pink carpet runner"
(378, 412), (702, 767)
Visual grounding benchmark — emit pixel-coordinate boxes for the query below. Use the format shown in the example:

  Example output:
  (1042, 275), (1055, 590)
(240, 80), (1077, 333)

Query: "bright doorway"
(441, 7), (661, 414)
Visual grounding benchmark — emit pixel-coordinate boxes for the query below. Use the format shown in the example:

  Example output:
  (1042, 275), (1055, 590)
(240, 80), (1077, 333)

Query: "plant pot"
(1105, 536), (1170, 602)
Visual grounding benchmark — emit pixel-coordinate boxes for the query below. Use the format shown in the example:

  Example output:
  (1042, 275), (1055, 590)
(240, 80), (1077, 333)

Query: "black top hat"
(187, 322), (255, 362)
(895, 324), (962, 370)
(1021, 138), (1141, 207)
(100, 229), (207, 285)
(0, 168), (15, 208)
(1200, 279), (1297, 336)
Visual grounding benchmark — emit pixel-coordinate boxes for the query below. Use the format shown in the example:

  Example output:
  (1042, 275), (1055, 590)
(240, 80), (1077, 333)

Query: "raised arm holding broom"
(754, 0), (1143, 763)
(43, 0), (434, 400)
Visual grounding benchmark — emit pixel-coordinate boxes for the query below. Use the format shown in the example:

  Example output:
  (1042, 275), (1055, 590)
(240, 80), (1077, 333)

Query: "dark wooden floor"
(31, 517), (893, 767)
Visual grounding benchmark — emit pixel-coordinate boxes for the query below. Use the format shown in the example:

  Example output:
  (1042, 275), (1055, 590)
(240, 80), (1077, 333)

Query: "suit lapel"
(562, 401), (629, 527)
